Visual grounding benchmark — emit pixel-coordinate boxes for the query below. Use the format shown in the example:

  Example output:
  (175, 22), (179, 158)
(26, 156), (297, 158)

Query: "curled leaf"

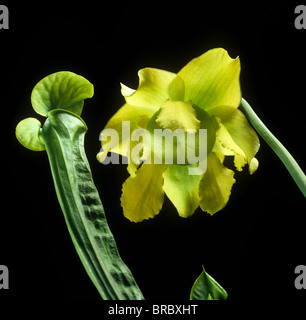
(31, 71), (94, 116)
(15, 117), (45, 151)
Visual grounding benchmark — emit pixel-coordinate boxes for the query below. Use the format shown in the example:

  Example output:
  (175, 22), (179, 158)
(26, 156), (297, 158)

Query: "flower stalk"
(240, 98), (306, 197)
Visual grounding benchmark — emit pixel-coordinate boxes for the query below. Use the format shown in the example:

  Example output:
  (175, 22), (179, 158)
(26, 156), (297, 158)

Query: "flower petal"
(156, 100), (200, 132)
(210, 105), (260, 171)
(163, 164), (202, 218)
(167, 75), (185, 101)
(249, 157), (259, 175)
(121, 68), (176, 112)
(213, 118), (247, 171)
(97, 103), (150, 161)
(199, 153), (236, 215)
(121, 163), (167, 222)
(177, 48), (241, 111)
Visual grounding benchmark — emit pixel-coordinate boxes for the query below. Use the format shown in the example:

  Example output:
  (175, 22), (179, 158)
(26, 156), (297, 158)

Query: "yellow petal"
(156, 100), (200, 132)
(97, 103), (151, 160)
(210, 105), (260, 172)
(213, 117), (247, 171)
(167, 75), (185, 101)
(121, 163), (167, 222)
(126, 139), (142, 177)
(177, 48), (241, 111)
(249, 157), (259, 175)
(163, 164), (202, 218)
(121, 68), (176, 112)
(199, 153), (236, 215)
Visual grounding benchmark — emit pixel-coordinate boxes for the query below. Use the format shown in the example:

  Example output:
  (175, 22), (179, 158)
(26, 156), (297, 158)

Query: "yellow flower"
(97, 48), (260, 222)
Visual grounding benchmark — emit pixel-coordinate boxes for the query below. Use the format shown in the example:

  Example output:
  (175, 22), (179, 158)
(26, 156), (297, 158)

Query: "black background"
(1, 0), (306, 311)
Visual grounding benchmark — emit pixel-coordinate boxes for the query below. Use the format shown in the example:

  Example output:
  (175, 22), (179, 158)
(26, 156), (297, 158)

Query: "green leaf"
(40, 109), (144, 300)
(15, 117), (45, 151)
(17, 72), (143, 299)
(31, 71), (94, 116)
(190, 266), (228, 300)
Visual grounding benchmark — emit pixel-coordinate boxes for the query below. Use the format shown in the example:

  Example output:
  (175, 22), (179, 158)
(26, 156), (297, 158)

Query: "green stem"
(240, 98), (306, 197)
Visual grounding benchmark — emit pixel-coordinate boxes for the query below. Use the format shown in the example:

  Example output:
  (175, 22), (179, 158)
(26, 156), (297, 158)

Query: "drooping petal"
(213, 118), (247, 171)
(156, 100), (200, 132)
(210, 105), (260, 172)
(121, 68), (176, 113)
(199, 152), (236, 215)
(177, 48), (241, 111)
(121, 163), (167, 222)
(163, 164), (202, 218)
(249, 157), (259, 175)
(97, 103), (151, 161)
